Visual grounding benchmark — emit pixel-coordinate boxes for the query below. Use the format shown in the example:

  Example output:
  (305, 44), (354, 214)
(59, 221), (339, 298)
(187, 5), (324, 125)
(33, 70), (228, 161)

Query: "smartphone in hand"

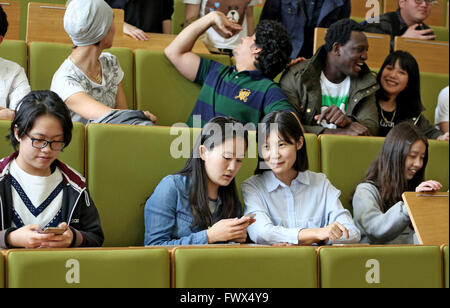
(40, 227), (67, 235)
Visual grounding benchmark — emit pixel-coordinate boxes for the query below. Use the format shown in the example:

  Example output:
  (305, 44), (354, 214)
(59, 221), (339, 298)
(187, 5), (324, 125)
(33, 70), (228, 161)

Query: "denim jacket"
(260, 0), (350, 58)
(144, 174), (242, 246)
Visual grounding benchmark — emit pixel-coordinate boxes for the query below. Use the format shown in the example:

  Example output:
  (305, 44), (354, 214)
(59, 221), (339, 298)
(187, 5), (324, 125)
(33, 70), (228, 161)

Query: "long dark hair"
(363, 122), (428, 213)
(177, 117), (249, 230)
(255, 111), (309, 174)
(376, 51), (424, 120)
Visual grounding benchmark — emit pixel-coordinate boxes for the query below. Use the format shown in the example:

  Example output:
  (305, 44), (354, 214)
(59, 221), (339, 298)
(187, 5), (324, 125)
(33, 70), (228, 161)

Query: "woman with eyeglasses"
(0, 90), (104, 249)
(363, 0), (436, 51)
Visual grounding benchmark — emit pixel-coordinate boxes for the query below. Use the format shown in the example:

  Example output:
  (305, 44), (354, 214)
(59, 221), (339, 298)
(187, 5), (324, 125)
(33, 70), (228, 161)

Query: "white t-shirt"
(184, 0), (261, 50)
(50, 52), (124, 125)
(10, 159), (64, 229)
(435, 86), (449, 127)
(320, 72), (351, 110)
(319, 72), (351, 129)
(0, 57), (31, 110)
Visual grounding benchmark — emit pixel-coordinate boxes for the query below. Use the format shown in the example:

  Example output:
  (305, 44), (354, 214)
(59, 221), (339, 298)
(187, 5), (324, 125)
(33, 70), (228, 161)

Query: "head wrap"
(64, 0), (113, 46)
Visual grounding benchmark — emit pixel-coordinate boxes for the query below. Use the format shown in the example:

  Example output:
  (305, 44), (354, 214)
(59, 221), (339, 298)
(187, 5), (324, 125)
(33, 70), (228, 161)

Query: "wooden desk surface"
(402, 192), (449, 246)
(26, 2), (209, 54)
(113, 32), (210, 54)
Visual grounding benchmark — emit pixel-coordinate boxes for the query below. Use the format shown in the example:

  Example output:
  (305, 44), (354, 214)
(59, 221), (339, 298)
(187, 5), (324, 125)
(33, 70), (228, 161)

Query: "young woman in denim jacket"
(144, 117), (255, 246)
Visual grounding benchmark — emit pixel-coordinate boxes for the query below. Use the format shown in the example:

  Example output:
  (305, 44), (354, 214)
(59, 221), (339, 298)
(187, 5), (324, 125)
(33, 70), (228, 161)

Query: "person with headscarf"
(50, 0), (157, 125)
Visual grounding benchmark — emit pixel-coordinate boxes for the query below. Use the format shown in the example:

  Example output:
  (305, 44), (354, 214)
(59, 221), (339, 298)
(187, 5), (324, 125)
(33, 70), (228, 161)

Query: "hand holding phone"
(40, 227), (67, 235)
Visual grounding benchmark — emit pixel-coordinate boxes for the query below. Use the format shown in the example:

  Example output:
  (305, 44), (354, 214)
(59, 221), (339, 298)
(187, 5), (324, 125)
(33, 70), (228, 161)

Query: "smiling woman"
(375, 50), (448, 140)
(352, 121), (443, 244)
(144, 116), (255, 246)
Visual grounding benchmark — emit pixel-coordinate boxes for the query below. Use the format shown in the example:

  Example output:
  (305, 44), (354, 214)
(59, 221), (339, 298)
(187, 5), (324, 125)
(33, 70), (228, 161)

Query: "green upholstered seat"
(444, 245), (449, 288)
(6, 248), (170, 288)
(420, 72), (449, 124)
(86, 124), (268, 246)
(320, 135), (385, 212)
(0, 120), (85, 175)
(134, 50), (230, 127)
(431, 26), (449, 42)
(304, 133), (320, 173)
(0, 39), (27, 70)
(253, 4), (263, 27)
(86, 124), (194, 247)
(173, 247), (318, 288)
(172, 0), (185, 35)
(28, 42), (134, 109)
(0, 120), (13, 159)
(319, 246), (443, 288)
(0, 251), (4, 288)
(426, 140), (449, 191)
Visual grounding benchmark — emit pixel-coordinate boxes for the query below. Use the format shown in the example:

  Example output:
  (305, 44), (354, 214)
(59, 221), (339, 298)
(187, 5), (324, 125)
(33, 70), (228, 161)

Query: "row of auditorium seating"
(0, 40), (448, 127)
(0, 122), (448, 247)
(2, 0), (449, 41)
(0, 245), (448, 287)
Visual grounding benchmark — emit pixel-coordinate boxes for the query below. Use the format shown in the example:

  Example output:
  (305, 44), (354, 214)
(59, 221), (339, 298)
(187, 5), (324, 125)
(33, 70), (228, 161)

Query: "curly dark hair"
(324, 19), (364, 52)
(0, 4), (8, 37)
(254, 20), (292, 80)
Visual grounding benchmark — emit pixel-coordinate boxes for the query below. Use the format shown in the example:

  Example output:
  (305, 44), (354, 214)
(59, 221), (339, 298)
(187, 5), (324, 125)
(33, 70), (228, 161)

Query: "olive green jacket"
(280, 46), (380, 136)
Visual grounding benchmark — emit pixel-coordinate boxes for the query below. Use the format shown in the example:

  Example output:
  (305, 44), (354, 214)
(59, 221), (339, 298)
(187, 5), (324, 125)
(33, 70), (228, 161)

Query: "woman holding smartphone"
(144, 116), (255, 246)
(0, 91), (104, 249)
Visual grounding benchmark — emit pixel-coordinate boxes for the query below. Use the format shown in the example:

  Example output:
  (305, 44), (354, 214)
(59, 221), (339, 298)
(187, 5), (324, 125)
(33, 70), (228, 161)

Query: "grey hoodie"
(352, 182), (417, 244)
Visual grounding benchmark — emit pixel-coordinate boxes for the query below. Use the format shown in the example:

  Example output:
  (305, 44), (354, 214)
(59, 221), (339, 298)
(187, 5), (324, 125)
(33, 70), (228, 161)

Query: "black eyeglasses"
(414, 0), (437, 5)
(25, 134), (66, 151)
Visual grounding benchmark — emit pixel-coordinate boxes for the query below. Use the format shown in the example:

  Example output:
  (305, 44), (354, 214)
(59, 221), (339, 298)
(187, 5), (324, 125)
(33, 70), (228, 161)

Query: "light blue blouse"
(242, 170), (360, 245)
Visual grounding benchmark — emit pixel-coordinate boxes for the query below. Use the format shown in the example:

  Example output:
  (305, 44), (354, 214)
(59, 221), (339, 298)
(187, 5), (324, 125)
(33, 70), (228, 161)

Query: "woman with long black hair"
(376, 50), (448, 140)
(144, 116), (254, 246)
(353, 122), (443, 244)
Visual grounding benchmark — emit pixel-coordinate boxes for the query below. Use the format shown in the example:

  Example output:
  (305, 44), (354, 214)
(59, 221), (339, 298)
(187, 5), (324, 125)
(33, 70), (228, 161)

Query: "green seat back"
(420, 73), (449, 124)
(0, 120), (85, 175)
(253, 5), (263, 27)
(6, 248), (170, 288)
(0, 39), (27, 70)
(445, 245), (449, 288)
(0, 252), (4, 289)
(174, 247), (317, 288)
(135, 50), (230, 127)
(29, 42), (134, 109)
(431, 26), (449, 42)
(320, 135), (385, 212)
(305, 133), (320, 172)
(319, 246), (443, 288)
(0, 120), (13, 159)
(426, 140), (449, 191)
(86, 124), (195, 246)
(172, 0), (185, 35)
